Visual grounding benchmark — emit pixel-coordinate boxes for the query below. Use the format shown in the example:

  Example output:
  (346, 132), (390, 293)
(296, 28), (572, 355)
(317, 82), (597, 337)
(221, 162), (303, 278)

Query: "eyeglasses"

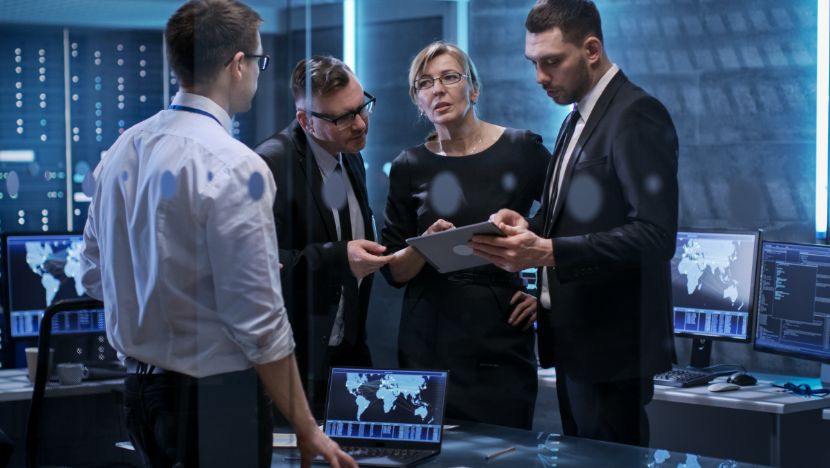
(224, 53), (270, 71)
(246, 54), (270, 71)
(305, 92), (376, 130)
(413, 72), (468, 91)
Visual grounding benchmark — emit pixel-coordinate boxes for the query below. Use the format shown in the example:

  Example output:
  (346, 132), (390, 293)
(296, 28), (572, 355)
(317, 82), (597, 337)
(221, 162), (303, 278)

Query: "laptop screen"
(324, 368), (448, 444)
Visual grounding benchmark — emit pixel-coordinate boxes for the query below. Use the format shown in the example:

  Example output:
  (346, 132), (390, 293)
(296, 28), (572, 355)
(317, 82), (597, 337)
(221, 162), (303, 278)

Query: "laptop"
(289, 367), (449, 467)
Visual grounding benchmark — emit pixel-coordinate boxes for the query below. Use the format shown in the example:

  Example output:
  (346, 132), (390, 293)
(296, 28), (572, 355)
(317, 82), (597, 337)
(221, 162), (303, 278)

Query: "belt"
(125, 357), (168, 375)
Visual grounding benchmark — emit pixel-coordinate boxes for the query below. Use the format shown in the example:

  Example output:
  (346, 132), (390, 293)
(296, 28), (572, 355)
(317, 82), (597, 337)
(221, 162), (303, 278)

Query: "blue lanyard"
(169, 104), (223, 128)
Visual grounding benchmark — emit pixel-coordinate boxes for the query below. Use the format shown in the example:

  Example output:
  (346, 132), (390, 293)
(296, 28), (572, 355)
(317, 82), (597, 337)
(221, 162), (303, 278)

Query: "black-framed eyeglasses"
(413, 72), (468, 91)
(224, 53), (270, 71)
(304, 92), (376, 130)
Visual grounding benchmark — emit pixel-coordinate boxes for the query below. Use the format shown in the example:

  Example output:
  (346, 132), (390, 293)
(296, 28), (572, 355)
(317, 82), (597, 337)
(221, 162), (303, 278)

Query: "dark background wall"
(0, 0), (824, 379)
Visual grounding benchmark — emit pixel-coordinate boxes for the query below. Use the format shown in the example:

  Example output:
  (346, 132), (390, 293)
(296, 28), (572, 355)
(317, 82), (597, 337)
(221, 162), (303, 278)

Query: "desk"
(538, 369), (830, 466)
(0, 368), (131, 466)
(0, 368), (123, 402)
(272, 422), (764, 467)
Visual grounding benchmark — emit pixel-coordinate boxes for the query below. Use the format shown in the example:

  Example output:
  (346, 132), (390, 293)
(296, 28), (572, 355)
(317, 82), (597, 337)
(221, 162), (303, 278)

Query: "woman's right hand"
(424, 218), (455, 236)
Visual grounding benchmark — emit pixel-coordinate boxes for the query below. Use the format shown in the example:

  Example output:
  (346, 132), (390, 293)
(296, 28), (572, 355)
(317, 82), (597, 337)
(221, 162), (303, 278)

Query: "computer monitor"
(754, 241), (830, 385)
(1, 232), (113, 368)
(670, 229), (761, 368)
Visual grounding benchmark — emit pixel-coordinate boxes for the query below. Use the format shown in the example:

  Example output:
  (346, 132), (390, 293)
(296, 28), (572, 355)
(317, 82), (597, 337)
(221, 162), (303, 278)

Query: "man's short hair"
(291, 56), (354, 102)
(166, 0), (262, 88)
(525, 0), (603, 45)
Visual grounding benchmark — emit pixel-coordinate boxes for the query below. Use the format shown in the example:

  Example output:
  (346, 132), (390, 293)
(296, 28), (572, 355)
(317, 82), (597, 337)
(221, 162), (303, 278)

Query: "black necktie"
(545, 109), (581, 232)
(334, 162), (353, 241)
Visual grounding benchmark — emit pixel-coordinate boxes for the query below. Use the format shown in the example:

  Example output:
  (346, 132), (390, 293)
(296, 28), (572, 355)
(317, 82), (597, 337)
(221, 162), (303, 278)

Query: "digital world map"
(671, 234), (756, 313)
(23, 239), (86, 307)
(328, 371), (443, 425)
(677, 238), (742, 307)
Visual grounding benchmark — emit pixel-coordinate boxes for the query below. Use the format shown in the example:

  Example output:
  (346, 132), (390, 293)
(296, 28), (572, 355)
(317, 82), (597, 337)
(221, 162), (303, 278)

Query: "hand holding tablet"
(405, 221), (505, 273)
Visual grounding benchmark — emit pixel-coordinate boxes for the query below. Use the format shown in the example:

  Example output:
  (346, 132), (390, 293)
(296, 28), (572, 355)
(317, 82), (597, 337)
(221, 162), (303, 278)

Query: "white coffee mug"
(57, 363), (89, 386)
(25, 347), (54, 384)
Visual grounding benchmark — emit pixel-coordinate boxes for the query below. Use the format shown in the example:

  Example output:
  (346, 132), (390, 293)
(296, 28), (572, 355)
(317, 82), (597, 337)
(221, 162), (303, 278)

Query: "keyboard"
(341, 446), (432, 461)
(653, 367), (716, 388)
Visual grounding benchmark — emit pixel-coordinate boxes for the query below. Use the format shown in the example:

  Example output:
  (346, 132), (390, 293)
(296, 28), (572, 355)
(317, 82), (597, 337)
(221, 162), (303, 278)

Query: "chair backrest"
(25, 298), (104, 468)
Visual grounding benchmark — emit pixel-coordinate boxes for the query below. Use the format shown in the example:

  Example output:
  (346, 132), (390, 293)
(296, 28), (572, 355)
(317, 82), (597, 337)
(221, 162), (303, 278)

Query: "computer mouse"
(707, 382), (741, 392)
(727, 372), (758, 386)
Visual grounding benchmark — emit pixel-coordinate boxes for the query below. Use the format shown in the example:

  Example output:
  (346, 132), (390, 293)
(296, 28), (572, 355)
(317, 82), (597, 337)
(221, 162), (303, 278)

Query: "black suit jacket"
(254, 120), (375, 380)
(531, 71), (678, 383)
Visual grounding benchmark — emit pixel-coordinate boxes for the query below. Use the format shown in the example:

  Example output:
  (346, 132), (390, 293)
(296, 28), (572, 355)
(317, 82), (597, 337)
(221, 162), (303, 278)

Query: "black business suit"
(531, 70), (678, 445)
(254, 120), (374, 416)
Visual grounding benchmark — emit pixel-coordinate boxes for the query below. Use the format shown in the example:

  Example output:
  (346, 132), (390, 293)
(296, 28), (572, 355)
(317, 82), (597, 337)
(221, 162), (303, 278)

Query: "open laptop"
(290, 367), (449, 467)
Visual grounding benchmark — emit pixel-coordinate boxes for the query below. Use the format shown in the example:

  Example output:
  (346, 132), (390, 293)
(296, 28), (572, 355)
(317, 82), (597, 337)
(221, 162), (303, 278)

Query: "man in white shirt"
(254, 56), (392, 417)
(80, 1), (355, 467)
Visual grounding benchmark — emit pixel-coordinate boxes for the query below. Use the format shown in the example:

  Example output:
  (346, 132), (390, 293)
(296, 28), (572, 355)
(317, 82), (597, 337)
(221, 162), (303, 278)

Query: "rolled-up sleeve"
(204, 155), (295, 365)
(80, 173), (104, 301)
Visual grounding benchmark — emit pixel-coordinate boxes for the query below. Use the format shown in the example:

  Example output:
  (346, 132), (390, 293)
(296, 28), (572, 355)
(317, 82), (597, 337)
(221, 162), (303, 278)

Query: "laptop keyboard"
(341, 446), (432, 461)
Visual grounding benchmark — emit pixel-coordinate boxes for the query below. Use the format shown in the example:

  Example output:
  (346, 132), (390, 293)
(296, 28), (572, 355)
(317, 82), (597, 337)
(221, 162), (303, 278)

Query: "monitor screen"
(2, 233), (105, 338)
(670, 230), (761, 342)
(324, 368), (448, 444)
(754, 242), (830, 364)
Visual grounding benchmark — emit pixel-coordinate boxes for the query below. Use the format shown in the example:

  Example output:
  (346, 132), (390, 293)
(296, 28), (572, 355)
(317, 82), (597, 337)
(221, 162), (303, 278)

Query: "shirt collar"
(306, 132), (341, 177)
(575, 63), (619, 123)
(170, 92), (234, 135)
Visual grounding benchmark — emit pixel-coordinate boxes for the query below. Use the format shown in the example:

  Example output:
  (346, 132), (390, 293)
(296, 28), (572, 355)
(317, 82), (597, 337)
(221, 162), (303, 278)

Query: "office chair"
(25, 298), (104, 468)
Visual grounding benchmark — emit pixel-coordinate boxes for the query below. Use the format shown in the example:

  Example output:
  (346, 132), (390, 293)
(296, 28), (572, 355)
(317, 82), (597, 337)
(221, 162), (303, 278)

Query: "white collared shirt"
(306, 134), (365, 346)
(80, 92), (295, 378)
(541, 65), (620, 310)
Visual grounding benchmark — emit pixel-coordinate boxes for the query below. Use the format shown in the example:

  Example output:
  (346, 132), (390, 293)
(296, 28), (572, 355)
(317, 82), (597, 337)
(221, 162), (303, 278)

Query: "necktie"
(334, 162), (353, 241)
(545, 109), (581, 233)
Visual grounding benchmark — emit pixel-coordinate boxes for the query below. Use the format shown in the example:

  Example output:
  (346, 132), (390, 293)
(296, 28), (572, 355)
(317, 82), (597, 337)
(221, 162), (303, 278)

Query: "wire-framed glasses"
(413, 72), (468, 91)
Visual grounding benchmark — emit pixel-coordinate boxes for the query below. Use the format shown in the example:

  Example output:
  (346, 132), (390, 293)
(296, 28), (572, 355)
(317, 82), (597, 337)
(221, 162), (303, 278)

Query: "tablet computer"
(405, 221), (504, 273)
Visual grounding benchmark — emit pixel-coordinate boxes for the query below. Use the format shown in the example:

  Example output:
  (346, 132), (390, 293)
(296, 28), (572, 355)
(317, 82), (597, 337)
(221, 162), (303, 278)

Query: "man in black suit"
(255, 56), (392, 416)
(471, 0), (678, 446)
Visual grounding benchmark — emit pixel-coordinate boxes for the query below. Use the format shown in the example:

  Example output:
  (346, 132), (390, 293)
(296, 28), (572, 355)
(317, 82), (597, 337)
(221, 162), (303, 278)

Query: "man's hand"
(296, 424), (357, 468)
(490, 208), (529, 230)
(423, 218), (455, 235)
(470, 224), (553, 272)
(508, 290), (537, 331)
(347, 240), (393, 279)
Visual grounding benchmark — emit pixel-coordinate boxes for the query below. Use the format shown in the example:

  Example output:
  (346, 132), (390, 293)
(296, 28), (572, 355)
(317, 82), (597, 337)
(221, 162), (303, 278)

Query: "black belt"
(125, 357), (169, 375)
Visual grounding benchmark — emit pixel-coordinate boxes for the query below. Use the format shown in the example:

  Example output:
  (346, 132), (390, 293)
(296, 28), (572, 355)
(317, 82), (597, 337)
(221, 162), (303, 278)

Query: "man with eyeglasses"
(255, 55), (392, 418)
(80, 2), (355, 467)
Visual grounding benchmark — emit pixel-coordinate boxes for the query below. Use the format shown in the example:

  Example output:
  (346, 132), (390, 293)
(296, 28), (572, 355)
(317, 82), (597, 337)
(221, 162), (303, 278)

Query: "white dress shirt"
(80, 92), (295, 378)
(541, 65), (620, 309)
(306, 135), (365, 346)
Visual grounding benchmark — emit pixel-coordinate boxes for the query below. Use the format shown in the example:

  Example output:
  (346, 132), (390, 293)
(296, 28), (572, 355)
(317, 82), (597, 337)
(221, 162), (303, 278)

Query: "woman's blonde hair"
(407, 41), (481, 105)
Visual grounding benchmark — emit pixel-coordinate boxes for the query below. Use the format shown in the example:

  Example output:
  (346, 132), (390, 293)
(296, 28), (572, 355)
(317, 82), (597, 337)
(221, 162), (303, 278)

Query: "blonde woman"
(380, 41), (550, 429)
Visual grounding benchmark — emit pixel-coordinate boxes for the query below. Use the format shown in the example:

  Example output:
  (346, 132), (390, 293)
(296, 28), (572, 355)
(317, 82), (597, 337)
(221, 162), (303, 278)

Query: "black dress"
(381, 128), (550, 429)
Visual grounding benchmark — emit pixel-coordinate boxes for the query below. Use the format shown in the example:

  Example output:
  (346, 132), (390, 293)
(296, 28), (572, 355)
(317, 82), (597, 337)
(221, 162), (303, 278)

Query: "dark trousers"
(308, 341), (372, 419)
(0, 427), (12, 467)
(123, 366), (273, 468)
(555, 367), (654, 447)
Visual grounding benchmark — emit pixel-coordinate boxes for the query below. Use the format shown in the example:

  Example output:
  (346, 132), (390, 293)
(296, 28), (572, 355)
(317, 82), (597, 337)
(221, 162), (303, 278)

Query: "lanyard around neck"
(168, 104), (224, 128)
